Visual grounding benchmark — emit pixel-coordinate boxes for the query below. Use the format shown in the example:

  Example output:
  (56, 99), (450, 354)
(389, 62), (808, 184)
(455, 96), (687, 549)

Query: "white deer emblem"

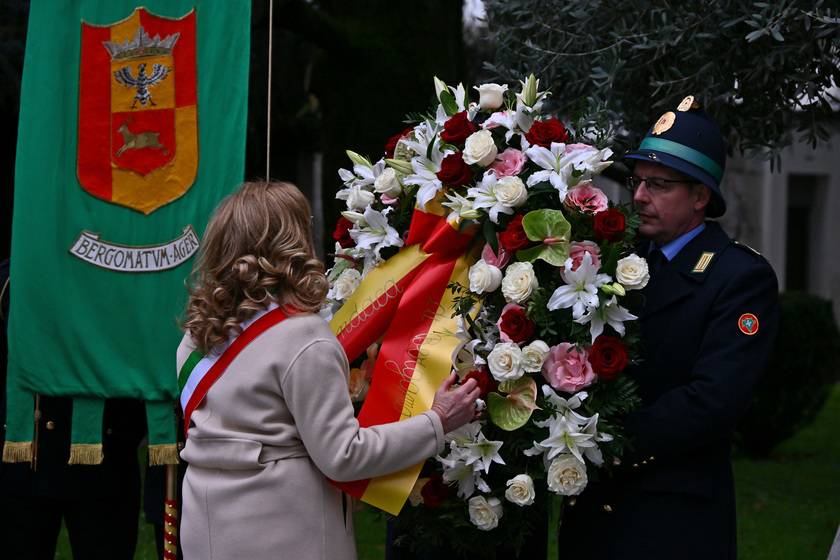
(115, 117), (169, 157)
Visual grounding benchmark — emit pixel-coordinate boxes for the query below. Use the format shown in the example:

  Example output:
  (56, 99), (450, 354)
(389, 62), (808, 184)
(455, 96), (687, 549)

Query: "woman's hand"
(430, 373), (482, 434)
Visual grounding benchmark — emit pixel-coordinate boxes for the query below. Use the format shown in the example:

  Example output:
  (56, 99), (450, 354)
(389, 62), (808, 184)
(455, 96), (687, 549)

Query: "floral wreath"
(323, 75), (649, 557)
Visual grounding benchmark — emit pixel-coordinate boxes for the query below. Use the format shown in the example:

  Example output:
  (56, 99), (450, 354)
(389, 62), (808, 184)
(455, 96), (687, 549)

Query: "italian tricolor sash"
(179, 303), (292, 436)
(329, 200), (480, 515)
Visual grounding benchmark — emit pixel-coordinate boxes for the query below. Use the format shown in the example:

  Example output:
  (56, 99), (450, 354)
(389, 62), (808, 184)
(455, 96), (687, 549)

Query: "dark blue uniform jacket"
(559, 221), (780, 560)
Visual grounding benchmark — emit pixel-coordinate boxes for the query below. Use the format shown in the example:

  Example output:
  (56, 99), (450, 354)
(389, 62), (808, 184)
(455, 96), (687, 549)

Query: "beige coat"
(177, 312), (445, 560)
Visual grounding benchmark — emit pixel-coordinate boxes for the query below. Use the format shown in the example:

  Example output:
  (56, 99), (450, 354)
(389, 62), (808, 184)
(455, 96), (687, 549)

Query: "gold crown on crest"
(102, 25), (180, 60)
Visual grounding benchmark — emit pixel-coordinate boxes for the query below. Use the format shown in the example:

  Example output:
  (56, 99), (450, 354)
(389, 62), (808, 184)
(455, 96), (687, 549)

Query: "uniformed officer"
(557, 97), (780, 559)
(0, 259), (148, 559)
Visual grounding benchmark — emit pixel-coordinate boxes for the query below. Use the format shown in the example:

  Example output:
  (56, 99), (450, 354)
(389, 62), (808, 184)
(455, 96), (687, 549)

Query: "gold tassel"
(149, 443), (180, 466)
(3, 441), (33, 463)
(68, 443), (104, 465)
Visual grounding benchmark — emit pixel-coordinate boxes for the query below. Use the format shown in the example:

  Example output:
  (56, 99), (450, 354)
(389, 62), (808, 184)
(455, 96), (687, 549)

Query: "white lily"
(437, 439), (490, 499)
(483, 110), (520, 143)
(547, 252), (611, 320)
(442, 190), (482, 223)
(464, 431), (506, 474)
(350, 206), (404, 261)
(577, 295), (638, 343)
(402, 122), (451, 210)
(531, 413), (601, 465)
(563, 145), (614, 185)
(468, 171), (514, 224)
(524, 142), (587, 199)
(541, 385), (591, 426)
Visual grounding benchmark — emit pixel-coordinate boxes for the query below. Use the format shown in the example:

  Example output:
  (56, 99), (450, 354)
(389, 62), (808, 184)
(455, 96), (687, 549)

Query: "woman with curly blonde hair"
(177, 181), (479, 560)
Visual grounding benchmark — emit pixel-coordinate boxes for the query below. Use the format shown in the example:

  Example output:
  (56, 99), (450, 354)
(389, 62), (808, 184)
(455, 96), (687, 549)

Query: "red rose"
(420, 472), (456, 508)
(498, 304), (535, 345)
(384, 126), (414, 158)
(333, 216), (355, 248)
(436, 152), (474, 187)
(440, 111), (478, 146)
(499, 215), (537, 253)
(589, 336), (629, 380)
(593, 208), (626, 242)
(524, 118), (568, 147)
(464, 367), (498, 401)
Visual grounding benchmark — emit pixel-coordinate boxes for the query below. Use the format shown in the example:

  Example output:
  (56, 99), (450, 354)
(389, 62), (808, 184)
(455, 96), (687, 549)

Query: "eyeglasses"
(625, 175), (699, 195)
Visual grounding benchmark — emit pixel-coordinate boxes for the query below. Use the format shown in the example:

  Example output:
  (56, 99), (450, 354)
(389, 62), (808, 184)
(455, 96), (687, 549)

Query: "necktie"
(648, 248), (667, 275)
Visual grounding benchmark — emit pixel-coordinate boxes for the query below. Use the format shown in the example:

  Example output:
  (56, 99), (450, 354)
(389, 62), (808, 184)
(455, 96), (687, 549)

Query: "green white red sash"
(178, 303), (292, 437)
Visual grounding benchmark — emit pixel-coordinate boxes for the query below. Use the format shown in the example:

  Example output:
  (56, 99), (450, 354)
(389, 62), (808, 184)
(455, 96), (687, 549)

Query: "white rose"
(346, 187), (375, 211)
(487, 342), (524, 381)
(615, 254), (650, 290)
(468, 496), (503, 531)
(504, 474), (536, 506)
(329, 268), (362, 301)
(474, 83), (508, 110)
(546, 454), (588, 496)
(373, 167), (403, 198)
(501, 261), (538, 304)
(469, 259), (503, 294)
(521, 340), (550, 373)
(462, 129), (499, 167)
(493, 176), (528, 208)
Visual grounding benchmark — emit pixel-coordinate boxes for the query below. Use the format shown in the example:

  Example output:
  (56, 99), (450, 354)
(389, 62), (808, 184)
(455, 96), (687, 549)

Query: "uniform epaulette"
(733, 240), (768, 261)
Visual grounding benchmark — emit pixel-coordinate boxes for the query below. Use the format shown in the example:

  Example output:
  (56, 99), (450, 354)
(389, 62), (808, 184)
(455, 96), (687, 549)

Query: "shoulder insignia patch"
(738, 313), (759, 335)
(692, 252), (715, 273)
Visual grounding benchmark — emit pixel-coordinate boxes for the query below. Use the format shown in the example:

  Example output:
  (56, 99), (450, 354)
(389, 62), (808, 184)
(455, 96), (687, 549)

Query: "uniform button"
(603, 505), (613, 513)
(177, 442), (185, 450)
(46, 421), (55, 430)
(106, 429), (114, 435)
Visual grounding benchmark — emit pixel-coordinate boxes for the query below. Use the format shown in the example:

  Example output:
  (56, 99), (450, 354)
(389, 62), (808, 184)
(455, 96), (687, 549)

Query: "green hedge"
(734, 292), (840, 458)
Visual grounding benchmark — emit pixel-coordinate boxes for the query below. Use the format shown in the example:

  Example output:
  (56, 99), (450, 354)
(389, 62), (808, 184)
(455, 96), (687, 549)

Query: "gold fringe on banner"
(2, 441), (32, 463)
(149, 443), (180, 466)
(68, 443), (103, 465)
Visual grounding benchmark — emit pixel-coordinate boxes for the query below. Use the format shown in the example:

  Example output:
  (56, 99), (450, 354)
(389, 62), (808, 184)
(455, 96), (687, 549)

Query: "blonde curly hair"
(182, 180), (328, 351)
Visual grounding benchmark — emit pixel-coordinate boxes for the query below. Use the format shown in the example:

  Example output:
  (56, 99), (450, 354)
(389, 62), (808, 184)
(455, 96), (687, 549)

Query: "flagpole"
(266, 0), (274, 179)
(163, 464), (179, 559)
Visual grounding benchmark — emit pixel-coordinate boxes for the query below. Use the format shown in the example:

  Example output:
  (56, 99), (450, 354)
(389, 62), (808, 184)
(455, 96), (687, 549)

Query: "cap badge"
(738, 313), (759, 335)
(677, 95), (699, 112)
(652, 111), (676, 135)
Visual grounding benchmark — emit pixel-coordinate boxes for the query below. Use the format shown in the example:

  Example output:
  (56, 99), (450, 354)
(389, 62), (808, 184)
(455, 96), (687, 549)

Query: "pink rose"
(542, 343), (596, 393)
(489, 148), (526, 178)
(565, 143), (593, 154)
(481, 237), (510, 269)
(560, 241), (601, 282)
(564, 182), (609, 214)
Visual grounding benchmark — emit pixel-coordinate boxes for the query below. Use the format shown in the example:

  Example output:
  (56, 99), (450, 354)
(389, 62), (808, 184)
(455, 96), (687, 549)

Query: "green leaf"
(515, 209), (572, 266)
(488, 376), (541, 431)
(439, 90), (459, 117)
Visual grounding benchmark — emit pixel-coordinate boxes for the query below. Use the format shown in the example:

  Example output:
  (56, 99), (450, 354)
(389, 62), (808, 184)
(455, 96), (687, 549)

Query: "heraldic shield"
(78, 8), (197, 215)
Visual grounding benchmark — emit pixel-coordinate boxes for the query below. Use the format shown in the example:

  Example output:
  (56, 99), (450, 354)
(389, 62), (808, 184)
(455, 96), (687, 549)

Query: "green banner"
(5, 0), (250, 464)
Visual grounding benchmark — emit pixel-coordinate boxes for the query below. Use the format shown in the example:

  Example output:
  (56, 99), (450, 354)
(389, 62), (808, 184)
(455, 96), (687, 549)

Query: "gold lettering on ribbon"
(336, 279), (404, 336)
(388, 296), (452, 419)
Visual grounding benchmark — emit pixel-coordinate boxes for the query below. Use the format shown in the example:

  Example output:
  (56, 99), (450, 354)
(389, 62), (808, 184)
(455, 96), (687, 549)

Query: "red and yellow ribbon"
(329, 200), (479, 515)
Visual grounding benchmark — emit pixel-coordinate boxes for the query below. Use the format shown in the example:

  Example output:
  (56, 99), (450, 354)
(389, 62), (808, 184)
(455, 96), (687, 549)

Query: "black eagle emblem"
(113, 62), (171, 108)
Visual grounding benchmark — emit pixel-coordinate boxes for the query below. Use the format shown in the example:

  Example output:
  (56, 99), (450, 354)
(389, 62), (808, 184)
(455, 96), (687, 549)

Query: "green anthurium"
(515, 209), (572, 266)
(488, 376), (541, 431)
